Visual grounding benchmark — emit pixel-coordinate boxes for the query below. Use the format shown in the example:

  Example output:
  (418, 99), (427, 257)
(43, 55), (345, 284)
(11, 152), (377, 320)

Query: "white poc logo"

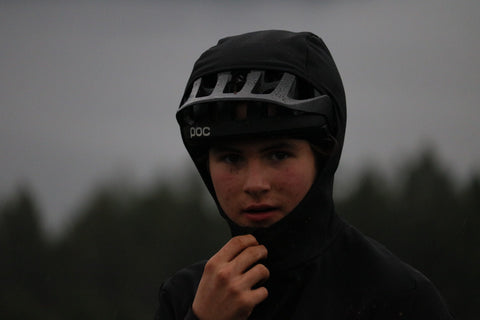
(190, 126), (211, 138)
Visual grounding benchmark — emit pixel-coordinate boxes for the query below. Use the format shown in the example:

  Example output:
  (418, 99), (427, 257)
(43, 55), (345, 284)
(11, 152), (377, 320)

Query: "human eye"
(269, 150), (291, 162)
(220, 153), (243, 165)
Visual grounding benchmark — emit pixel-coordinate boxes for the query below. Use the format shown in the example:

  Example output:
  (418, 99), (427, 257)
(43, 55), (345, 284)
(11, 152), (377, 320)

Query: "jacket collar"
(227, 174), (343, 273)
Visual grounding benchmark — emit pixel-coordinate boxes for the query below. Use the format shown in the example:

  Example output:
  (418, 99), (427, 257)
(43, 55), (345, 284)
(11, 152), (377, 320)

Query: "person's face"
(208, 138), (316, 228)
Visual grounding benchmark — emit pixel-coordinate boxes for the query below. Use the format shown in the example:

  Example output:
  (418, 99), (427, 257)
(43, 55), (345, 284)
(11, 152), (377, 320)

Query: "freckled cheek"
(212, 173), (242, 208)
(274, 169), (314, 199)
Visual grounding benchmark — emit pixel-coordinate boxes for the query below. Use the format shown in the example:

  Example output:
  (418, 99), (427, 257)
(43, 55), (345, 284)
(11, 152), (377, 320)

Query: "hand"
(192, 234), (270, 320)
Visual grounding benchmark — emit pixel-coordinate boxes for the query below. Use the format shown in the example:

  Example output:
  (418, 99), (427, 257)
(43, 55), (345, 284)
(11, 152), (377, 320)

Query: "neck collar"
(226, 176), (343, 273)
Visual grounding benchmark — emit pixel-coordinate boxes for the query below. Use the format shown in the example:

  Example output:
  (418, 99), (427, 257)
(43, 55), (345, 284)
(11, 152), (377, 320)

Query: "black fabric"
(156, 221), (453, 319)
(156, 30), (454, 319)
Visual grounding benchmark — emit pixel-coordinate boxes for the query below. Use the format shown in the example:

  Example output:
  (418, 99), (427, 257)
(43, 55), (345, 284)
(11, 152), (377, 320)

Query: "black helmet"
(176, 30), (346, 195)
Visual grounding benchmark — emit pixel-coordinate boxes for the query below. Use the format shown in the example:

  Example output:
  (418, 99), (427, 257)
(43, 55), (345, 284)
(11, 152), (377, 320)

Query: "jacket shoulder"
(337, 224), (425, 291)
(155, 260), (206, 320)
(162, 260), (206, 292)
(334, 224), (454, 318)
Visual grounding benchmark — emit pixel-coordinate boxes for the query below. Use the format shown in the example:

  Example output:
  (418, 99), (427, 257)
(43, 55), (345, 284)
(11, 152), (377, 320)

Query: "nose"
(243, 160), (270, 197)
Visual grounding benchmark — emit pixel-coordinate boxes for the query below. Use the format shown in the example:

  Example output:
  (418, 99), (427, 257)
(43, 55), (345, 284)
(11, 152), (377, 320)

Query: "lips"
(243, 204), (277, 213)
(242, 204), (278, 222)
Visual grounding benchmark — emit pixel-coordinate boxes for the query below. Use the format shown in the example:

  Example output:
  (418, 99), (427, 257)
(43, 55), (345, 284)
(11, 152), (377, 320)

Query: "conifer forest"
(1, 149), (478, 319)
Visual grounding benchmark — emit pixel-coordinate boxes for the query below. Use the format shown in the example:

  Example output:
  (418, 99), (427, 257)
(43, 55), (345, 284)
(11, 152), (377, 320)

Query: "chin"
(240, 219), (277, 229)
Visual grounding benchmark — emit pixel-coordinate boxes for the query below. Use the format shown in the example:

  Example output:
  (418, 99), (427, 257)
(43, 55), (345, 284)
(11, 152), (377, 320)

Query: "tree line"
(0, 149), (478, 319)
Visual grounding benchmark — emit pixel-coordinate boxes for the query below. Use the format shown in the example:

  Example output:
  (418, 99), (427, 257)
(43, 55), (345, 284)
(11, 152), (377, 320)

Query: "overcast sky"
(1, 0), (479, 234)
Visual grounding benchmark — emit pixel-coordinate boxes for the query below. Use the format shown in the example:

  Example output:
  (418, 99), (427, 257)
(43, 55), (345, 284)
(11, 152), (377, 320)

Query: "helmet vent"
(195, 74), (217, 98)
(223, 71), (247, 94)
(251, 71), (282, 95)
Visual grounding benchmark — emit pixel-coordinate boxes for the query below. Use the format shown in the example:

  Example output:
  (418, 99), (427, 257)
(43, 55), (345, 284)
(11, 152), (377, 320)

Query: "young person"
(155, 30), (453, 319)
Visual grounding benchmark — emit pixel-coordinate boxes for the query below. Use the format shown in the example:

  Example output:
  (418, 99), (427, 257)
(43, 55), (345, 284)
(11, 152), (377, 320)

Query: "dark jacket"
(155, 192), (453, 319)
(156, 30), (454, 319)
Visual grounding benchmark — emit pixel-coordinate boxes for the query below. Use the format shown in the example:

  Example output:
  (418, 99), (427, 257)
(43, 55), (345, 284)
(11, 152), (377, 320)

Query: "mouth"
(242, 204), (279, 222)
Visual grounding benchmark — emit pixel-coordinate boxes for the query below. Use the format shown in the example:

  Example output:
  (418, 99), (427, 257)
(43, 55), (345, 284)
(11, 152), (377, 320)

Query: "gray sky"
(1, 0), (479, 234)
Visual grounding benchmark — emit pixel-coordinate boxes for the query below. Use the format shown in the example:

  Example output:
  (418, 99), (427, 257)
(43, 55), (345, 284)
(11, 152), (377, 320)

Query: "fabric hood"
(178, 30), (347, 271)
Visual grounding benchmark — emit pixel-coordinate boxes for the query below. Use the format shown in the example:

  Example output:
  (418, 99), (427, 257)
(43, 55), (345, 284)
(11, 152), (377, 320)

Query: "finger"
(245, 286), (269, 307)
(241, 263), (270, 290)
(212, 234), (259, 263)
(231, 244), (268, 274)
